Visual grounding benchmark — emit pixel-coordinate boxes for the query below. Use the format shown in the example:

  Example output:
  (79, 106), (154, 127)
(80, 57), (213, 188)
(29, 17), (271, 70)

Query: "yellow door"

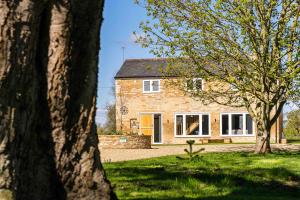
(140, 114), (153, 136)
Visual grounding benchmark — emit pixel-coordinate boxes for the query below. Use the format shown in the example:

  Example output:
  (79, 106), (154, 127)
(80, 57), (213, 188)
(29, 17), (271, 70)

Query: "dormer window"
(143, 80), (160, 93)
(186, 78), (203, 91)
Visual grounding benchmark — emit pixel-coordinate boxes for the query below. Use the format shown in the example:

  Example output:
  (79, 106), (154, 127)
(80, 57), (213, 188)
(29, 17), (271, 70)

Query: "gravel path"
(100, 144), (300, 163)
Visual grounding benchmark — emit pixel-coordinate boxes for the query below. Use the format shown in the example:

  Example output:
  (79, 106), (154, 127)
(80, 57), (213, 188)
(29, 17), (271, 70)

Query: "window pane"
(232, 114), (243, 135)
(186, 79), (193, 90)
(231, 84), (238, 91)
(152, 80), (159, 91)
(246, 114), (253, 135)
(195, 79), (202, 90)
(202, 115), (209, 135)
(144, 81), (150, 91)
(186, 115), (200, 135)
(176, 115), (183, 135)
(222, 115), (229, 135)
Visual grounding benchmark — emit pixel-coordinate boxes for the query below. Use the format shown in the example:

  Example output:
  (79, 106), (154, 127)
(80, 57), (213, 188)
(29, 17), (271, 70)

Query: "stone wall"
(115, 78), (283, 144)
(98, 135), (151, 149)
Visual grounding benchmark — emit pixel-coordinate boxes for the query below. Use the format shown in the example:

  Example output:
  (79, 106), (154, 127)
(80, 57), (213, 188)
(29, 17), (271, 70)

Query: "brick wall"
(98, 135), (151, 149)
(115, 78), (282, 144)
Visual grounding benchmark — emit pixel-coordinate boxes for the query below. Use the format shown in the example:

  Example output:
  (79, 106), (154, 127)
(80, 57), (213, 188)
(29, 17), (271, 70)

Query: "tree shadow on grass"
(192, 167), (300, 200)
(107, 155), (300, 200)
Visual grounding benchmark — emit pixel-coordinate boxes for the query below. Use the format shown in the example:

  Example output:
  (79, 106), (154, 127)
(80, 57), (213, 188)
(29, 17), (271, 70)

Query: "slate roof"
(114, 58), (176, 79)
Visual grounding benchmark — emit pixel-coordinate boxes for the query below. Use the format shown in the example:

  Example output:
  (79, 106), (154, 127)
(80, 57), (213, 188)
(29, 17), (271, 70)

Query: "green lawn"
(104, 152), (300, 200)
(286, 136), (300, 144)
(289, 139), (300, 144)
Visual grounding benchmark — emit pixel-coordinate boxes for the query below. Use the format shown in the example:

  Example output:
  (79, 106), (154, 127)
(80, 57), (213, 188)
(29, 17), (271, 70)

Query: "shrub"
(177, 140), (205, 161)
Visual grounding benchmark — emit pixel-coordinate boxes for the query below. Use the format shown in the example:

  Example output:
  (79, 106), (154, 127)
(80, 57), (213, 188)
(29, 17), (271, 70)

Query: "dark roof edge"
(123, 57), (170, 62)
(114, 57), (177, 79)
(114, 76), (180, 79)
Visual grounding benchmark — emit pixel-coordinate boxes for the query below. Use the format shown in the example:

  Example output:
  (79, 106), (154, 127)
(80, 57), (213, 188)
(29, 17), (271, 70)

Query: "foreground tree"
(136, 0), (300, 153)
(0, 0), (116, 199)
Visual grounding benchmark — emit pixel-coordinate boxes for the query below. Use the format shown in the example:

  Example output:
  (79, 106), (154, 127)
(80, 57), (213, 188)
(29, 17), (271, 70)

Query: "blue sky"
(96, 0), (152, 124)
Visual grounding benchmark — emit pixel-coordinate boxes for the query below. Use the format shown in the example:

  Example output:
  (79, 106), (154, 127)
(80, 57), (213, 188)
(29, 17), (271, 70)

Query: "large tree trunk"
(0, 0), (116, 199)
(0, 1), (44, 198)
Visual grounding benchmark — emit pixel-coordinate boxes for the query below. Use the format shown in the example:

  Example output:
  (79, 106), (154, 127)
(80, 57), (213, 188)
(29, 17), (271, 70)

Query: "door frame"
(139, 112), (163, 144)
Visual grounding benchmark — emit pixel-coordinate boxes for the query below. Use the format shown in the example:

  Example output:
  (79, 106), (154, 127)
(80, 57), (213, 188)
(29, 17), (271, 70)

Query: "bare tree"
(104, 104), (117, 133)
(0, 0), (116, 199)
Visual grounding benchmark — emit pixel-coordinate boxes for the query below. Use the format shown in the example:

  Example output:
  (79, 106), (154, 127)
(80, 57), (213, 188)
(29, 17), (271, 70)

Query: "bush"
(176, 140), (205, 161)
(284, 109), (300, 139)
(97, 128), (139, 136)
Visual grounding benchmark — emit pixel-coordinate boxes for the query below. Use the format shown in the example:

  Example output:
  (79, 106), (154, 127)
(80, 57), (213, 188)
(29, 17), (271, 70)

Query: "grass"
(104, 152), (300, 200)
(151, 143), (255, 147)
(288, 139), (300, 144)
(286, 135), (300, 144)
(286, 136), (300, 144)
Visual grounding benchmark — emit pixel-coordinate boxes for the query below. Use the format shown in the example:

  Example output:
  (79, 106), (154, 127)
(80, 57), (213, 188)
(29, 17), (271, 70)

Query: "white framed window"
(143, 80), (160, 93)
(175, 113), (210, 137)
(220, 113), (254, 136)
(186, 78), (203, 91)
(230, 84), (238, 91)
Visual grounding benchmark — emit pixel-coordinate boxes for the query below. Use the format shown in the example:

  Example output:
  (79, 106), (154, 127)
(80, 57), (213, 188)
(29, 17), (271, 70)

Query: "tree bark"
(0, 0), (116, 199)
(255, 128), (272, 154)
(0, 1), (44, 198)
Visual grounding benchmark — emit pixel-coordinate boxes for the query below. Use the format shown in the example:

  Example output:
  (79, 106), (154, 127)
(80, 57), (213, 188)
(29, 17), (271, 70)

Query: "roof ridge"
(115, 57), (176, 79)
(124, 58), (168, 62)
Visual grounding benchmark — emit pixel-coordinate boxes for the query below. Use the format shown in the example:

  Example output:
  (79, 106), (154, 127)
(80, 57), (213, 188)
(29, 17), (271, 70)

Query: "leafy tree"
(284, 109), (300, 139)
(136, 0), (300, 153)
(0, 0), (116, 199)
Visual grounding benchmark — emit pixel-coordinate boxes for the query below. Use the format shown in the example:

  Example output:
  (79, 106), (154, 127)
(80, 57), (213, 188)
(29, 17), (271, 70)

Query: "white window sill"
(220, 135), (255, 137)
(143, 91), (160, 93)
(186, 89), (203, 92)
(175, 135), (211, 138)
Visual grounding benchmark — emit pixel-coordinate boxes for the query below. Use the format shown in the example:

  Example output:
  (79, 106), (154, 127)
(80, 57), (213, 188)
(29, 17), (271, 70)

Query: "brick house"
(114, 58), (283, 144)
